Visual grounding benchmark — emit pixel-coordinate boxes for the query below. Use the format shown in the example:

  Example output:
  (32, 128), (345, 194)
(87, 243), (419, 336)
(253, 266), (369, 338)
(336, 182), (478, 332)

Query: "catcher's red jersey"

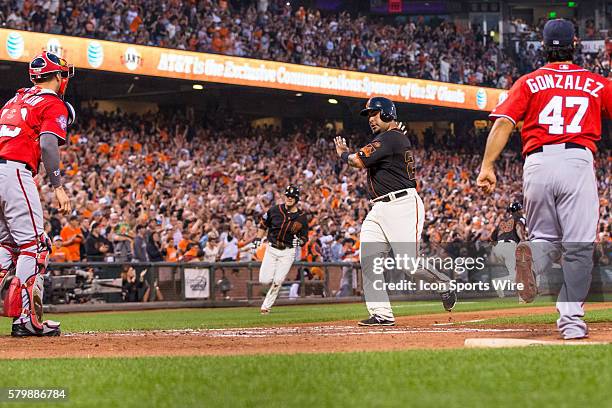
(490, 63), (612, 156)
(0, 86), (68, 173)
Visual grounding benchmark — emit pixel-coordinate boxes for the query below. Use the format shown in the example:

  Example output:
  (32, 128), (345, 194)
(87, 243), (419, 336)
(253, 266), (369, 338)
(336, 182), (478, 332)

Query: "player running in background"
(253, 185), (309, 314)
(477, 19), (612, 339)
(490, 202), (526, 298)
(0, 52), (74, 337)
(334, 97), (456, 327)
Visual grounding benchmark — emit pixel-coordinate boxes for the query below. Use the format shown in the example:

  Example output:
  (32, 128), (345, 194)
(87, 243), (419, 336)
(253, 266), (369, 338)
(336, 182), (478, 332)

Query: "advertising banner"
(0, 29), (505, 111)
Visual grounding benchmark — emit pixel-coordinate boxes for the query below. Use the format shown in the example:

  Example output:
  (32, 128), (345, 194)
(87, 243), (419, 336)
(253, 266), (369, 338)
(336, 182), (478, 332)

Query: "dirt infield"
(1, 304), (611, 359)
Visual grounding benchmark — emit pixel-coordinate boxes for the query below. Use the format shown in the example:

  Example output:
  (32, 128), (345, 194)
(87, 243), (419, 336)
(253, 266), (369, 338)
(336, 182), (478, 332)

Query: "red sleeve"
(601, 80), (612, 120)
(489, 76), (530, 125)
(39, 100), (68, 145)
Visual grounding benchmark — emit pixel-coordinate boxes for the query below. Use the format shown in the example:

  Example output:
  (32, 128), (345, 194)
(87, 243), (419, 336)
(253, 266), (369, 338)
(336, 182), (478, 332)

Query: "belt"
(525, 142), (586, 157)
(270, 242), (292, 250)
(0, 159), (34, 172)
(372, 188), (411, 203)
(497, 240), (517, 243)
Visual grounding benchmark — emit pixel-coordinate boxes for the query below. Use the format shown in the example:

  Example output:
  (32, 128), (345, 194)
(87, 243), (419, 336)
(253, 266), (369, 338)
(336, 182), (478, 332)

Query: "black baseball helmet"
(360, 97), (397, 122)
(285, 184), (300, 201)
(508, 202), (522, 213)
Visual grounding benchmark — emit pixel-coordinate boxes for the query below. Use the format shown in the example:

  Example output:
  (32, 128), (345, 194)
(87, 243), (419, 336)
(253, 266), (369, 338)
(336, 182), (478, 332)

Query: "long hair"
(544, 44), (575, 63)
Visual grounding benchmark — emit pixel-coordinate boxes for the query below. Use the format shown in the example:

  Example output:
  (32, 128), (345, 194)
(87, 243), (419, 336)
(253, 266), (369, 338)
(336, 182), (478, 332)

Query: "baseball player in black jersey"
(491, 202), (527, 298)
(253, 185), (309, 314)
(334, 97), (456, 327)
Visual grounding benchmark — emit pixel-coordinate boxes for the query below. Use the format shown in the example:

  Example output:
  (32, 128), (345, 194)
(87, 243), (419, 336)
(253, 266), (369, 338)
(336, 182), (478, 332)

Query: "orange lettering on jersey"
(359, 141), (381, 158)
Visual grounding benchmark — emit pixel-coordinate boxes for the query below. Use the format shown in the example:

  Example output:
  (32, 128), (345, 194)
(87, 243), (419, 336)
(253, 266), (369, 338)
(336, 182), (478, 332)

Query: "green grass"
(473, 307), (612, 325)
(1, 346), (610, 408)
(0, 298), (553, 333)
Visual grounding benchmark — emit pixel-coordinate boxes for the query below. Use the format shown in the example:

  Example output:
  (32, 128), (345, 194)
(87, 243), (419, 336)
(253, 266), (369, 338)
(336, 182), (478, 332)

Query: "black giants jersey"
(356, 128), (417, 200)
(260, 204), (309, 248)
(492, 213), (526, 243)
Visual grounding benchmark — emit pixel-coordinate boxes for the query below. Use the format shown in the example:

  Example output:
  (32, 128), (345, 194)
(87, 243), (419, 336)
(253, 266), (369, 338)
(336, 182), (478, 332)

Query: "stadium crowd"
(0, 0), (529, 89)
(2, 1), (609, 88)
(42, 108), (611, 266)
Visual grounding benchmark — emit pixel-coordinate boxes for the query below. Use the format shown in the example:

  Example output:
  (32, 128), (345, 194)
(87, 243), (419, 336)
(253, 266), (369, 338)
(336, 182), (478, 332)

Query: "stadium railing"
(46, 261), (361, 304)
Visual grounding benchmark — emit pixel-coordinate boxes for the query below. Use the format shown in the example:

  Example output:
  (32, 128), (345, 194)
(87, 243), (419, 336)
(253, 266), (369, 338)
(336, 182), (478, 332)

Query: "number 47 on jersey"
(538, 96), (588, 135)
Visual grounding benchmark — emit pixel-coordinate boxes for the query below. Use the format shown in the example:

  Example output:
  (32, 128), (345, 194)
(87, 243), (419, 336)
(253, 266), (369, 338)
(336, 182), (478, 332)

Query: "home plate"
(464, 338), (610, 348)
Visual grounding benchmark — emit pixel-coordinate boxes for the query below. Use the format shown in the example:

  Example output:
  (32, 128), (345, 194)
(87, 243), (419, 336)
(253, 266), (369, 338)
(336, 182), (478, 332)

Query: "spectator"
(218, 225), (239, 262)
(202, 231), (220, 262)
(85, 221), (114, 262)
(49, 236), (71, 263)
(121, 266), (147, 302)
(132, 225), (149, 262)
(111, 213), (134, 262)
(60, 216), (84, 261)
(146, 231), (164, 262)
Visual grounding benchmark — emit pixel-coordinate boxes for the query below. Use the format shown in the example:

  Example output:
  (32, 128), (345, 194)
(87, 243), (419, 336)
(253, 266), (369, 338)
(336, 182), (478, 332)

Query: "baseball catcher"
(0, 51), (74, 336)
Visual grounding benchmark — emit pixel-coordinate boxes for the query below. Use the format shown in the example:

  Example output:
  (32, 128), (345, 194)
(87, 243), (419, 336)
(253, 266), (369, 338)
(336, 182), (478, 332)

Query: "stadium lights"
(328, 98), (338, 104)
(192, 84), (204, 90)
(295, 93), (303, 97)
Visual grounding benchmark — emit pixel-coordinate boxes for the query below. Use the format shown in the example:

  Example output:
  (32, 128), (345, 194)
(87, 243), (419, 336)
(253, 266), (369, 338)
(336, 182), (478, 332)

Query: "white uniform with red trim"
(0, 86), (68, 326)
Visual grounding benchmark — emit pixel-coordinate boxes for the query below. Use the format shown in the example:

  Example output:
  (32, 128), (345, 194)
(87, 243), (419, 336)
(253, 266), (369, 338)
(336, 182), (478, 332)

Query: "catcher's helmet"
(29, 51), (74, 80)
(285, 184), (300, 201)
(508, 202), (523, 213)
(29, 51), (74, 97)
(360, 97), (397, 122)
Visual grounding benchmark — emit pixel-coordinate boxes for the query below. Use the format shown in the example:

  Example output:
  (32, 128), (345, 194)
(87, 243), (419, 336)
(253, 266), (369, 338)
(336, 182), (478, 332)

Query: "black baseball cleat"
(440, 290), (457, 311)
(358, 316), (395, 327)
(11, 320), (61, 337)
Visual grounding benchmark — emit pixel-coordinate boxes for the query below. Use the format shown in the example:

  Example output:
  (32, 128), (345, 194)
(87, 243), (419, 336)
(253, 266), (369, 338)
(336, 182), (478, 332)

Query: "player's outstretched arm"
(477, 118), (514, 194)
(334, 136), (364, 169)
